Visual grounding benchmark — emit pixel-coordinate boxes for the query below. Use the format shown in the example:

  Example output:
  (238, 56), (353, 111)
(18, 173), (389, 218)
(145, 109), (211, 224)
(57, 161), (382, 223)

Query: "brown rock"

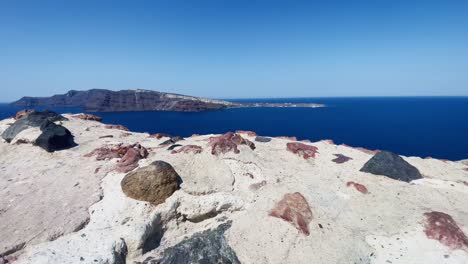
(120, 161), (180, 205)
(423, 211), (468, 251)
(269, 192), (313, 235)
(346, 181), (368, 194)
(171, 145), (203, 154)
(71, 113), (102, 122)
(286, 142), (318, 159)
(208, 132), (255, 155)
(332, 154), (353, 164)
(14, 109), (35, 120)
(104, 124), (129, 131)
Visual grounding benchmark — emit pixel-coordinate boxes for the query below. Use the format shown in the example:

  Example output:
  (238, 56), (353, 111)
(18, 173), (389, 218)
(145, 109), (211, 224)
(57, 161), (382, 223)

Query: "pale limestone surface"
(0, 115), (467, 264)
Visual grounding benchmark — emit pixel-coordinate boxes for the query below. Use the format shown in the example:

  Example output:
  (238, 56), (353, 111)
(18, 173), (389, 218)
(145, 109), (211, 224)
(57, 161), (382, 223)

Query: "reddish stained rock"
(346, 181), (368, 194)
(171, 145), (203, 154)
(423, 211), (468, 251)
(149, 133), (170, 139)
(14, 109), (35, 120)
(464, 168), (468, 172)
(84, 143), (148, 173)
(286, 142), (319, 159)
(269, 192), (313, 236)
(104, 124), (129, 131)
(71, 113), (102, 122)
(332, 154), (353, 164)
(208, 132), (256, 155)
(235, 130), (257, 137)
(276, 136), (297, 141)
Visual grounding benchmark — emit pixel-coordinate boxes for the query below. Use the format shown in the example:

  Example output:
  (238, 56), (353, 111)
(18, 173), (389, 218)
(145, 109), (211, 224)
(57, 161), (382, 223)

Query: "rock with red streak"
(71, 113), (102, 122)
(276, 136), (297, 141)
(171, 145), (203, 154)
(269, 192), (313, 236)
(84, 143), (149, 173)
(332, 154), (353, 164)
(286, 142), (319, 159)
(423, 211), (468, 251)
(14, 109), (35, 120)
(115, 144), (149, 173)
(346, 181), (368, 194)
(104, 124), (129, 131)
(235, 130), (257, 137)
(208, 132), (256, 155)
(149, 133), (170, 139)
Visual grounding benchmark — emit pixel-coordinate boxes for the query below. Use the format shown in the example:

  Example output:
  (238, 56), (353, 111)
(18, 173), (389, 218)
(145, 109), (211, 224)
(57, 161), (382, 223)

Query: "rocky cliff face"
(11, 89), (240, 112)
(0, 113), (467, 264)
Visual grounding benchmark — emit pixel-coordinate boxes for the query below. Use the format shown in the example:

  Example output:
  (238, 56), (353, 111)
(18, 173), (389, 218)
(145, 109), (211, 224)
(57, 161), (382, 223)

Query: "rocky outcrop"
(35, 121), (76, 152)
(269, 192), (313, 236)
(159, 136), (184, 146)
(85, 143), (148, 172)
(170, 145), (203, 154)
(149, 133), (170, 139)
(235, 130), (257, 137)
(332, 153), (352, 164)
(254, 136), (271, 143)
(208, 132), (255, 155)
(105, 124), (129, 131)
(141, 222), (240, 264)
(14, 109), (35, 120)
(286, 142), (318, 159)
(423, 211), (468, 251)
(2, 110), (67, 142)
(360, 151), (422, 182)
(121, 161), (180, 205)
(71, 113), (102, 122)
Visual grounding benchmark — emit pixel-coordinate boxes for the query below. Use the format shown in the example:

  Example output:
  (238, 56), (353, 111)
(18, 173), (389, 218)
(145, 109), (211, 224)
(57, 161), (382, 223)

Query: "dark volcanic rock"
(167, 144), (182, 151)
(332, 154), (352, 164)
(255, 136), (271, 143)
(2, 110), (67, 143)
(35, 121), (76, 152)
(159, 136), (184, 146)
(269, 192), (313, 236)
(121, 161), (180, 205)
(360, 151), (422, 182)
(141, 222), (240, 264)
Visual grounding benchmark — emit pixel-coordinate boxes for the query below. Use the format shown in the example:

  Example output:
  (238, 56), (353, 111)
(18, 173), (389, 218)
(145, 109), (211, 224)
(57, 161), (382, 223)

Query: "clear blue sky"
(1, 0), (467, 101)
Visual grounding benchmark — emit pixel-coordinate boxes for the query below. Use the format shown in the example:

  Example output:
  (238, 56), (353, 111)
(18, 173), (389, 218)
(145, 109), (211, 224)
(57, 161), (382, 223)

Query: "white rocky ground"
(0, 114), (467, 264)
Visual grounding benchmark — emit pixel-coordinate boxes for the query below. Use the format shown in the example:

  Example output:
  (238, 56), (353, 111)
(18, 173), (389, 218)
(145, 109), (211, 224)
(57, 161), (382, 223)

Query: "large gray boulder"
(1, 110), (67, 142)
(360, 151), (422, 182)
(121, 161), (180, 205)
(142, 222), (240, 264)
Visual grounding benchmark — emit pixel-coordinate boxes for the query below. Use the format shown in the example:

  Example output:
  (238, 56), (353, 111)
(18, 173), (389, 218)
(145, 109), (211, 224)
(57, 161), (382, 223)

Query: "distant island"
(10, 89), (325, 112)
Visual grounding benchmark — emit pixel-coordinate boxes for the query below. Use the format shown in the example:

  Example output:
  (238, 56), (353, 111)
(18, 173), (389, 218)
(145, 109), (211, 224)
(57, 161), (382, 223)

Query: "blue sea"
(1, 97), (467, 160)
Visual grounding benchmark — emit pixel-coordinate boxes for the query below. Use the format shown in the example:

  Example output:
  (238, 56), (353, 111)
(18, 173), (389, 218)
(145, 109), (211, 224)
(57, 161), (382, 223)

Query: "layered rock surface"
(0, 115), (467, 264)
